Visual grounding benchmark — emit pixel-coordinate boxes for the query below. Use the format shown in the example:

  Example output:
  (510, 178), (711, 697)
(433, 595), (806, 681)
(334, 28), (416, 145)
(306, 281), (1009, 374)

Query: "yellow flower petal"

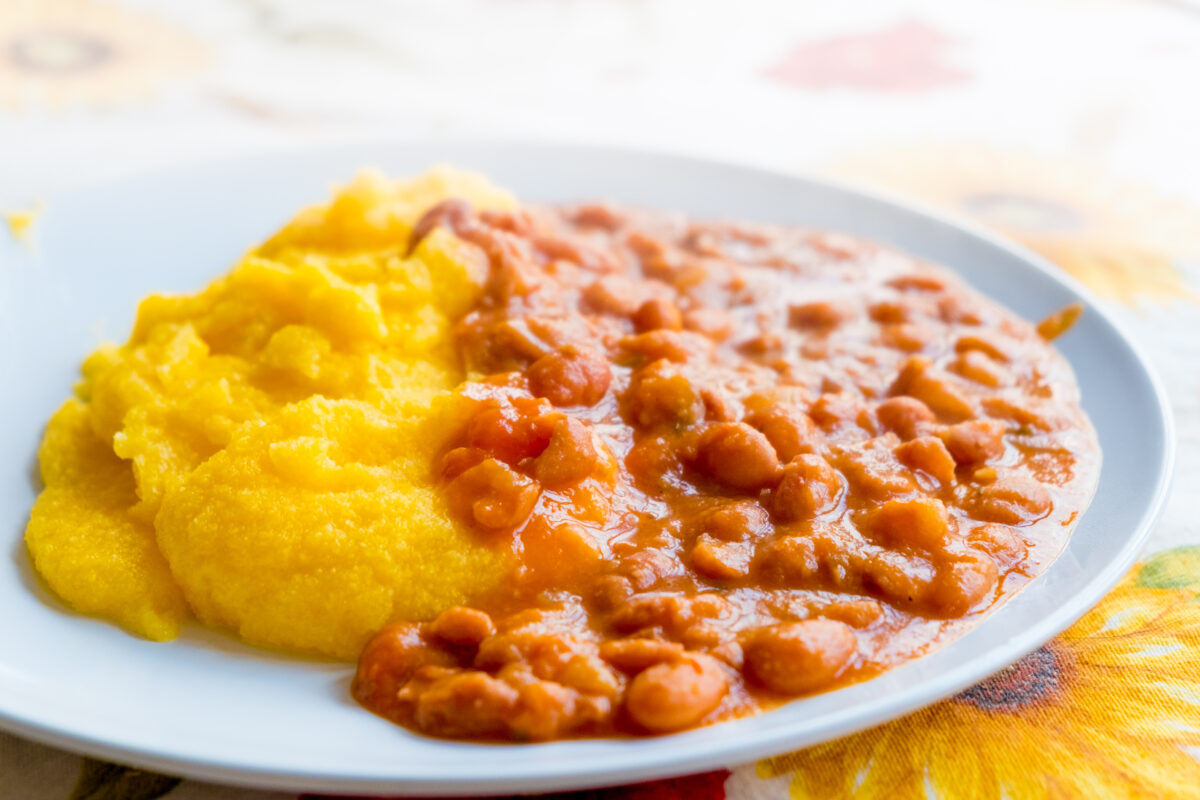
(826, 145), (1200, 308)
(759, 547), (1200, 800)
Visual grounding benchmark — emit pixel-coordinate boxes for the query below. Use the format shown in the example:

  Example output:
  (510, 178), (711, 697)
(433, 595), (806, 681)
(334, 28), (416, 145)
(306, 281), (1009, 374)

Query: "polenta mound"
(26, 168), (515, 659)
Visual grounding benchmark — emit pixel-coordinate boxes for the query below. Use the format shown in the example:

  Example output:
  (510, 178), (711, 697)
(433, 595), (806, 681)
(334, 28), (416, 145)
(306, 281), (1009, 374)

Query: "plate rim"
(0, 137), (1176, 795)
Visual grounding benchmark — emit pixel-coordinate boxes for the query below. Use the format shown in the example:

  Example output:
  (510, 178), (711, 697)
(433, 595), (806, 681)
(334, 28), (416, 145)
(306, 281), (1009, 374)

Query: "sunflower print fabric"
(827, 146), (1200, 308)
(0, 0), (205, 109)
(758, 547), (1200, 800)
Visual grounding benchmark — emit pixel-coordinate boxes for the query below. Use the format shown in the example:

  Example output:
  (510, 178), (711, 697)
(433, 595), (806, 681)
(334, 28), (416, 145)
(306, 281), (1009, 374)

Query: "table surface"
(2, 1), (1199, 798)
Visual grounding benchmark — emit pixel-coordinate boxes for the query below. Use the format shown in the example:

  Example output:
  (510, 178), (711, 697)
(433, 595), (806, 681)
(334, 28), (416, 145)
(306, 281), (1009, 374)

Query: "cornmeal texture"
(26, 168), (514, 658)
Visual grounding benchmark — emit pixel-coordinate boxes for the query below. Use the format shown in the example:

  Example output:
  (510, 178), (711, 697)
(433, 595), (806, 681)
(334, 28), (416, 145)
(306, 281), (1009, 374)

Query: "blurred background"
(4, 0), (1199, 300)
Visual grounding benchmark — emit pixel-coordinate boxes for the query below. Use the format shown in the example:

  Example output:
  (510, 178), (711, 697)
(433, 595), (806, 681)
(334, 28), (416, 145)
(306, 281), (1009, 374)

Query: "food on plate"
(26, 168), (516, 656)
(25, 167), (1100, 741)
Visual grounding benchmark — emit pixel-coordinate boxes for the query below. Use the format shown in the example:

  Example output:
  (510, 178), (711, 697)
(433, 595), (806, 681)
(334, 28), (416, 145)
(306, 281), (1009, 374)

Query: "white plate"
(0, 141), (1174, 796)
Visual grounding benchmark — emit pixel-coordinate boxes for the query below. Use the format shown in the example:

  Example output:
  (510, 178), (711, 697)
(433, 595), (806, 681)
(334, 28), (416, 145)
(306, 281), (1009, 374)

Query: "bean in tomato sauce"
(352, 200), (1100, 740)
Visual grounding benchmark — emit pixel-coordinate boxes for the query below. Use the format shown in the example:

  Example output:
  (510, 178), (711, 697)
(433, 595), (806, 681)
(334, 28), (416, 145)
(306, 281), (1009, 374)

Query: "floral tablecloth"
(3, 1), (1199, 798)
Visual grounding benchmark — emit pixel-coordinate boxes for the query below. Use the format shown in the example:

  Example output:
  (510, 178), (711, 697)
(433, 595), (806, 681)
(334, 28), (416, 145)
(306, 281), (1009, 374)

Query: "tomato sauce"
(352, 200), (1101, 740)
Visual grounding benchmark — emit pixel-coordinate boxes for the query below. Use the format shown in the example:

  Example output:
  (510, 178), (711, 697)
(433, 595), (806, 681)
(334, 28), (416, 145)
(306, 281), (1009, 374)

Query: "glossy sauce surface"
(353, 200), (1100, 740)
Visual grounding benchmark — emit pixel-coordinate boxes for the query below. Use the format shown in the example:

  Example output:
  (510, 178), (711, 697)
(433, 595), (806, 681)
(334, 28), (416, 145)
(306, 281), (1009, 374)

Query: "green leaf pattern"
(1135, 546), (1200, 591)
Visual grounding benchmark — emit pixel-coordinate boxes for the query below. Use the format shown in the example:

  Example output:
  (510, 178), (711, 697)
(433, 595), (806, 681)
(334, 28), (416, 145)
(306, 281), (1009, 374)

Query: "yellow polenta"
(25, 167), (515, 659)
